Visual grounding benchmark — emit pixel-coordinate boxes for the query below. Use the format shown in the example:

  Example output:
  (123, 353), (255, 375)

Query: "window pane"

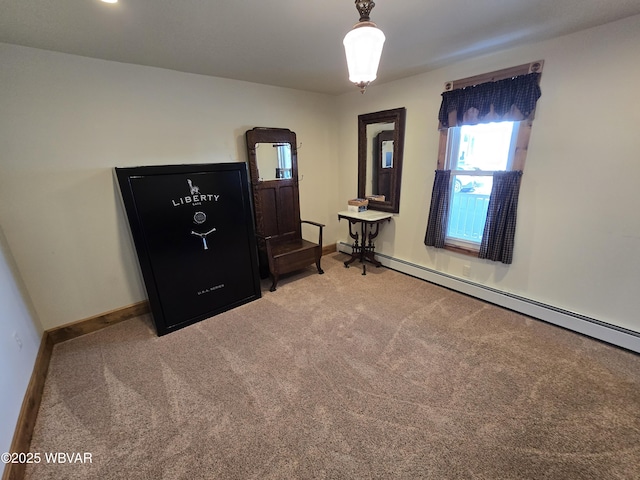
(447, 175), (492, 243)
(454, 122), (514, 171)
(276, 145), (292, 178)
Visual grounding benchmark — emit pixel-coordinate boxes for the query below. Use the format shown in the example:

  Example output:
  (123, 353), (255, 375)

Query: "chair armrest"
(300, 220), (323, 247)
(301, 220), (325, 228)
(257, 232), (298, 247)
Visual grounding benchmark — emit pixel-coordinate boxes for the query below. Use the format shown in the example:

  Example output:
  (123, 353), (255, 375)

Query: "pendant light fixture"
(343, 0), (386, 93)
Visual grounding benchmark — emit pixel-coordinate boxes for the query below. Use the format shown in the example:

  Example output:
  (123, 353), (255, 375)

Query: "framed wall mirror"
(358, 107), (406, 213)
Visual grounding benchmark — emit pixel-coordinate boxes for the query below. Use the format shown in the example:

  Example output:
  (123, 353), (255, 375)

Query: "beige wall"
(0, 225), (42, 475)
(337, 15), (640, 334)
(0, 44), (340, 330)
(2, 15), (639, 335)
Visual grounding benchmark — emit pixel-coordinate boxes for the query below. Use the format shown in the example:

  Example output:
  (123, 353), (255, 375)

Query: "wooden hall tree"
(245, 127), (324, 291)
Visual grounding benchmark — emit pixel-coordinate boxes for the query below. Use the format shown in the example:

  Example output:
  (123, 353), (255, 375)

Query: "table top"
(337, 210), (394, 222)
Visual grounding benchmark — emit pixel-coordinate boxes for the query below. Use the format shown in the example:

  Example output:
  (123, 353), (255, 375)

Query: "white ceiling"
(2, 0), (640, 95)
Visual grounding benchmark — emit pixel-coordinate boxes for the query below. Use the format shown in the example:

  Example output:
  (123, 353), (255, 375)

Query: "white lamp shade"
(343, 25), (385, 84)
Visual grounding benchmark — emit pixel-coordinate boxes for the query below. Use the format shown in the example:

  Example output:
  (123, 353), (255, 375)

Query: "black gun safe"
(115, 163), (261, 336)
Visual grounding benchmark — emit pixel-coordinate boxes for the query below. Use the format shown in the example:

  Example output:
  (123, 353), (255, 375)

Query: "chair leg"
(316, 258), (324, 275)
(269, 274), (279, 292)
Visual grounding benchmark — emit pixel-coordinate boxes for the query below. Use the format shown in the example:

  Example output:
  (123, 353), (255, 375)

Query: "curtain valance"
(438, 73), (541, 129)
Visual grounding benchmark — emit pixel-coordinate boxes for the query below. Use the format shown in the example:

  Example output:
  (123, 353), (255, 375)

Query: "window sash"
(445, 122), (520, 171)
(442, 122), (522, 249)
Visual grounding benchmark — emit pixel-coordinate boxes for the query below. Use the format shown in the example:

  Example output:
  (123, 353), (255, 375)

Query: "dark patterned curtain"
(438, 73), (541, 129)
(424, 170), (451, 248)
(479, 171), (523, 264)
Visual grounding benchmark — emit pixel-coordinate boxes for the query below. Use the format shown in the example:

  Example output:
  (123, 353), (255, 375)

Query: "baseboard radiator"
(337, 242), (640, 354)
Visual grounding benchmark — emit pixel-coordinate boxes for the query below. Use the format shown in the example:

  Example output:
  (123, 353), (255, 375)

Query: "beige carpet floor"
(24, 253), (640, 479)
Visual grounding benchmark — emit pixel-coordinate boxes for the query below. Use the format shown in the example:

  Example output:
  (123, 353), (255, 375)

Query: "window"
(444, 121), (519, 250)
(425, 61), (542, 262)
(275, 144), (293, 179)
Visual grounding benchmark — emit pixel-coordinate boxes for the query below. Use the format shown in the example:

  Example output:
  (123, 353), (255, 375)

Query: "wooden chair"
(245, 127), (324, 291)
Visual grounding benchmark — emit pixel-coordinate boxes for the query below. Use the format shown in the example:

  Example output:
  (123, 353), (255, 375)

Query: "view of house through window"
(445, 121), (519, 246)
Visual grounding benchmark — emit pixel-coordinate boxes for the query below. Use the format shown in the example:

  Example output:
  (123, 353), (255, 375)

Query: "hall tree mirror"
(358, 107), (406, 213)
(254, 142), (293, 181)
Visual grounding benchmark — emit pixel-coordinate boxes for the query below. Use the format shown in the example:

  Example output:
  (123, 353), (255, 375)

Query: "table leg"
(361, 222), (367, 275)
(364, 222), (383, 268)
(344, 220), (360, 268)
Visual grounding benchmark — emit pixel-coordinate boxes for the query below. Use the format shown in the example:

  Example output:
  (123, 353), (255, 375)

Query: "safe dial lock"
(193, 211), (206, 224)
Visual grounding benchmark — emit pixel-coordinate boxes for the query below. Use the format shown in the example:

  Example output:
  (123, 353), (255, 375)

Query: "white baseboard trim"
(337, 242), (640, 354)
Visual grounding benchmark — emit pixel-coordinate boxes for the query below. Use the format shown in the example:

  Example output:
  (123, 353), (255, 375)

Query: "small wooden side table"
(338, 210), (393, 275)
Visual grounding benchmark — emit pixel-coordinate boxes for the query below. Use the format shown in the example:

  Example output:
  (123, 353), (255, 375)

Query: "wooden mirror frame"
(357, 107), (406, 213)
(246, 127), (297, 186)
